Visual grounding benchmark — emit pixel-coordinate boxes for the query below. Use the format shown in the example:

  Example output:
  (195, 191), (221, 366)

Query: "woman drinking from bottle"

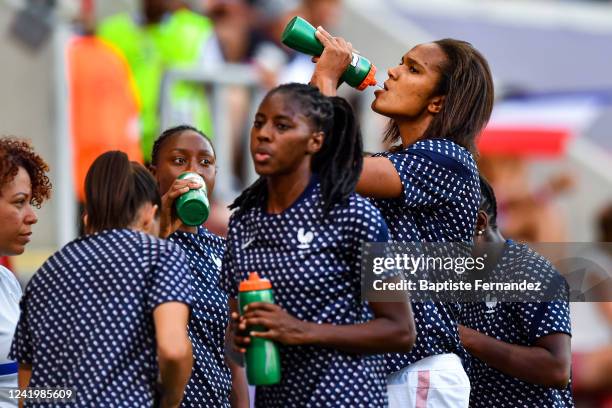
(310, 32), (494, 407)
(149, 125), (249, 408)
(10, 151), (193, 408)
(223, 83), (415, 407)
(0, 138), (51, 407)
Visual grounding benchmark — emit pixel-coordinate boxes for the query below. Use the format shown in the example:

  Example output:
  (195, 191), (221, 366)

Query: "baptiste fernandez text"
(372, 279), (542, 292)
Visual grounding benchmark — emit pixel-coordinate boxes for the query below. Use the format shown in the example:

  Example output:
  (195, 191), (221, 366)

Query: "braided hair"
(230, 83), (363, 213)
(479, 175), (498, 229)
(150, 124), (214, 166)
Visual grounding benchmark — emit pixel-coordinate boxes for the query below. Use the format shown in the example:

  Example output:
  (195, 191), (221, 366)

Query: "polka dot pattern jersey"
(459, 241), (574, 407)
(9, 229), (191, 407)
(221, 177), (390, 408)
(371, 139), (481, 372)
(168, 227), (231, 407)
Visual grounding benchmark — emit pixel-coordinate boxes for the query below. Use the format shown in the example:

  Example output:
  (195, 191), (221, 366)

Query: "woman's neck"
(397, 116), (433, 148)
(266, 163), (312, 214)
(479, 229), (507, 271)
(177, 225), (198, 234)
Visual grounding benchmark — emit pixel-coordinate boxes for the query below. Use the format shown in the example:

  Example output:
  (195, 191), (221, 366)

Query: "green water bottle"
(281, 16), (378, 90)
(174, 172), (210, 226)
(238, 272), (281, 385)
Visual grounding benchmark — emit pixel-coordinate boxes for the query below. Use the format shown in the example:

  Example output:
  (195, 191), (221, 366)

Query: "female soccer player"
(310, 32), (494, 406)
(0, 138), (51, 407)
(149, 125), (249, 407)
(458, 176), (573, 407)
(224, 83), (415, 407)
(11, 151), (192, 408)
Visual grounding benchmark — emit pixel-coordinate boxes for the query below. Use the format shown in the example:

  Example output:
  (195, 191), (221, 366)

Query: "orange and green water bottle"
(238, 272), (281, 385)
(281, 16), (378, 90)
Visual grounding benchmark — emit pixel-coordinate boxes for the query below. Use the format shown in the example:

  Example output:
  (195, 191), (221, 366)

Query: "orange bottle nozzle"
(239, 272), (272, 292)
(356, 64), (377, 91)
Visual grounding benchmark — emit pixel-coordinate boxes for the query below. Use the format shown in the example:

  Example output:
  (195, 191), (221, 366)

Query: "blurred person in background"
(478, 155), (574, 243)
(200, 0), (271, 188)
(279, 0), (342, 84)
(459, 176), (573, 407)
(0, 138), (51, 407)
(10, 151), (193, 408)
(198, 0), (344, 187)
(69, 0), (143, 232)
(149, 125), (249, 407)
(311, 35), (493, 407)
(97, 0), (223, 163)
(252, 0), (343, 85)
(203, 0), (267, 65)
(572, 203), (612, 407)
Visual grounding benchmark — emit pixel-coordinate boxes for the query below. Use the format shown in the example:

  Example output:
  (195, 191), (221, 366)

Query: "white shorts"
(387, 353), (470, 408)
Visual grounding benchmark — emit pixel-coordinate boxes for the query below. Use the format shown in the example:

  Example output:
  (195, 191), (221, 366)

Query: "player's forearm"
(227, 356), (249, 408)
(309, 74), (338, 97)
(304, 318), (414, 354)
(460, 326), (569, 388)
(18, 365), (32, 408)
(158, 341), (193, 407)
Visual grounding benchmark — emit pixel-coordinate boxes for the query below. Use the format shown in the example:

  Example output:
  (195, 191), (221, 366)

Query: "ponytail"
(312, 96), (363, 212)
(228, 177), (266, 213)
(84, 151), (160, 234)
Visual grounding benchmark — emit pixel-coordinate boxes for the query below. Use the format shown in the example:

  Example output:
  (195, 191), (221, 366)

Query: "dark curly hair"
(0, 137), (52, 208)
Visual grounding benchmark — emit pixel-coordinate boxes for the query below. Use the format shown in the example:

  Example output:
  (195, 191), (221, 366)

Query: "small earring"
(477, 229), (485, 236)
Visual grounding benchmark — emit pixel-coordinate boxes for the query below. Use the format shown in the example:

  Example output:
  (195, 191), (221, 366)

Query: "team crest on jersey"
(297, 227), (314, 249)
(485, 296), (498, 315)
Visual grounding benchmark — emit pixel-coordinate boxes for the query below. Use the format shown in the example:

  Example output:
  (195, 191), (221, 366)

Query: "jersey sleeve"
(386, 145), (475, 210)
(513, 300), (572, 343)
(512, 251), (572, 341)
(349, 200), (397, 283)
(146, 241), (192, 312)
(9, 290), (33, 365)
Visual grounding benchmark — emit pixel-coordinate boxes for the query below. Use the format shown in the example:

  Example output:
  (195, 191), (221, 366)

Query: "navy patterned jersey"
(10, 229), (191, 407)
(371, 139), (480, 372)
(168, 227), (231, 407)
(459, 241), (574, 407)
(221, 177), (390, 408)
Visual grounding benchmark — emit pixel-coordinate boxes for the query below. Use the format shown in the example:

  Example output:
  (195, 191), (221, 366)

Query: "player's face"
(250, 92), (322, 177)
(0, 167), (37, 256)
(372, 42), (447, 121)
(151, 130), (216, 196)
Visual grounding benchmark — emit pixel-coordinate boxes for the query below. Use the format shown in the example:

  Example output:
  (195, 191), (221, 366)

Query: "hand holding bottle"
(158, 177), (202, 238)
(310, 26), (354, 95)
